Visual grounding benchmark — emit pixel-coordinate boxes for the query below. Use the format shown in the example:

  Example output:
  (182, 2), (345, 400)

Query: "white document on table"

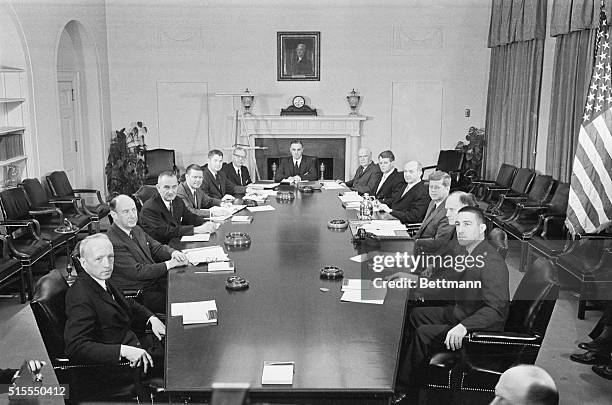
(338, 192), (363, 203)
(182, 246), (229, 265)
(341, 279), (373, 291)
(261, 362), (294, 385)
(247, 205), (275, 212)
(251, 182), (280, 190)
(340, 287), (387, 305)
(361, 220), (406, 236)
(321, 181), (346, 190)
(208, 261), (234, 272)
(171, 300), (218, 325)
(181, 234), (211, 242)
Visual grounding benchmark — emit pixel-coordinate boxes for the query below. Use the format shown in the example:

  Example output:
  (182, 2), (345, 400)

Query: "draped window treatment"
(546, 0), (604, 182)
(484, 0), (547, 179)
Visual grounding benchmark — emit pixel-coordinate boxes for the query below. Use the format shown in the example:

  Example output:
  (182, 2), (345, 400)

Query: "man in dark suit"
(139, 171), (218, 244)
(379, 160), (430, 224)
(373, 150), (405, 205)
(178, 164), (231, 218)
(64, 234), (165, 373)
(108, 195), (188, 313)
(221, 147), (252, 195)
(395, 207), (510, 393)
(339, 147), (382, 195)
(200, 150), (238, 204)
(413, 170), (455, 256)
(288, 43), (314, 76)
(274, 139), (318, 182)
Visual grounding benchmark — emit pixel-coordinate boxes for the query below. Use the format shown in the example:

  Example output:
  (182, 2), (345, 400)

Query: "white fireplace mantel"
(242, 115), (366, 178)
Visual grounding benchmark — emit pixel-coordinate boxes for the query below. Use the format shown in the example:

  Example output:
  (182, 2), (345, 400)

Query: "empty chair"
(479, 167), (536, 213)
(423, 150), (465, 190)
(46, 170), (110, 233)
(469, 163), (517, 199)
(0, 237), (25, 303)
(489, 175), (554, 224)
(144, 148), (177, 185)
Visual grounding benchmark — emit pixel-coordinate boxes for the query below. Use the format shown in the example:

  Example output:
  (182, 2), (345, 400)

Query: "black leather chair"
(144, 148), (177, 185)
(30, 269), (152, 402)
(469, 163), (517, 200)
(1, 220), (53, 300)
(133, 185), (158, 212)
(0, 237), (25, 303)
(20, 178), (93, 234)
(423, 150), (465, 190)
(556, 231), (612, 319)
(426, 257), (559, 403)
(45, 171), (110, 233)
(488, 227), (509, 259)
(479, 167), (535, 212)
(489, 175), (554, 224)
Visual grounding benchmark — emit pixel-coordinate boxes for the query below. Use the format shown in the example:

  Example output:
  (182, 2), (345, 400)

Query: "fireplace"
(255, 138), (345, 180)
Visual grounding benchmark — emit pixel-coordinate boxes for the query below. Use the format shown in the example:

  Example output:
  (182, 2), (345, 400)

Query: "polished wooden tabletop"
(165, 188), (409, 401)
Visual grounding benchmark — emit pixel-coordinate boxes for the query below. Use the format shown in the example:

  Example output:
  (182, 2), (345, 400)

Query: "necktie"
(129, 231), (134, 240)
(294, 161), (299, 176)
(237, 168), (242, 186)
(193, 190), (198, 209)
(104, 286), (115, 301)
(169, 201), (174, 216)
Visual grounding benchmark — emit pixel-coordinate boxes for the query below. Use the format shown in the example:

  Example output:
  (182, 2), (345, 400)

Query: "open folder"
(171, 300), (218, 325)
(261, 361), (294, 385)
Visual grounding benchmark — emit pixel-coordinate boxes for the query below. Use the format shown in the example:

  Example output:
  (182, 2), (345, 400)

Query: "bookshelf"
(0, 67), (27, 187)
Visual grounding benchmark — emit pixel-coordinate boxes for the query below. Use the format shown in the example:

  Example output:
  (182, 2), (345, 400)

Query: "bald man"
(491, 365), (558, 405)
(339, 147), (382, 195)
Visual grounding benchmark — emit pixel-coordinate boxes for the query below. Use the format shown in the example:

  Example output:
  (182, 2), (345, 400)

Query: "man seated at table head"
(64, 234), (165, 375)
(274, 139), (318, 182)
(413, 170), (454, 256)
(201, 149), (239, 204)
(395, 206), (509, 394)
(338, 147), (382, 195)
(491, 365), (558, 405)
(139, 171), (219, 244)
(108, 194), (189, 313)
(373, 149), (406, 205)
(378, 160), (429, 224)
(178, 164), (232, 218)
(221, 147), (252, 194)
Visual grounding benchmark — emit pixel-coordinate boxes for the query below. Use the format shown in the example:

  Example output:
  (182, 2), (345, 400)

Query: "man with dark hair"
(108, 194), (188, 312)
(221, 147), (252, 195)
(339, 147), (382, 195)
(274, 140), (318, 182)
(395, 206), (509, 398)
(373, 150), (405, 205)
(139, 171), (218, 244)
(379, 160), (429, 224)
(200, 150), (238, 204)
(490, 365), (558, 405)
(178, 164), (230, 218)
(413, 170), (454, 256)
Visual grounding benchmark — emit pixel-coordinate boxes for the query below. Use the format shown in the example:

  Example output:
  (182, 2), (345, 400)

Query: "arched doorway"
(56, 20), (104, 189)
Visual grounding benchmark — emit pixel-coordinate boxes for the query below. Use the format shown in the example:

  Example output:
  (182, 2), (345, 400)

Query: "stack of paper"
(208, 261), (235, 272)
(182, 246), (229, 265)
(360, 220), (406, 237)
(231, 215), (253, 223)
(247, 205), (275, 212)
(340, 279), (387, 305)
(171, 300), (218, 325)
(261, 362), (294, 385)
(181, 234), (211, 242)
(251, 182), (280, 190)
(338, 192), (363, 203)
(321, 181), (346, 190)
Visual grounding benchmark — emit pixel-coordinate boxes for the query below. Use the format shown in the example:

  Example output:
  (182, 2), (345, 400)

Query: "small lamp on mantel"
(241, 88), (255, 116)
(346, 89), (361, 116)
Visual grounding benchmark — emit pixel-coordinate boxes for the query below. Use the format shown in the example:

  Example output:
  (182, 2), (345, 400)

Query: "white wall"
(2, 0), (112, 191)
(106, 0), (492, 172)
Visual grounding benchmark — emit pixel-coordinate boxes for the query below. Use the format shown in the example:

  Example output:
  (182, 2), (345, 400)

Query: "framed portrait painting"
(277, 31), (320, 81)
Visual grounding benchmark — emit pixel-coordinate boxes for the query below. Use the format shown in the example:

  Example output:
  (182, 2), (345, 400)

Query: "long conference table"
(166, 186), (411, 404)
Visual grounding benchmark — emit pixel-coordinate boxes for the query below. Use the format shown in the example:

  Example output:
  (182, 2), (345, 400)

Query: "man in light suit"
(139, 171), (218, 244)
(274, 140), (318, 182)
(178, 164), (231, 218)
(339, 147), (382, 195)
(379, 160), (430, 224)
(200, 150), (238, 204)
(373, 150), (405, 205)
(64, 234), (165, 376)
(413, 170), (454, 256)
(221, 147), (252, 195)
(108, 194), (188, 313)
(395, 207), (509, 396)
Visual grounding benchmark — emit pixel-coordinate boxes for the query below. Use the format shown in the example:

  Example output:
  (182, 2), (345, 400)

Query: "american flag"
(567, 9), (612, 235)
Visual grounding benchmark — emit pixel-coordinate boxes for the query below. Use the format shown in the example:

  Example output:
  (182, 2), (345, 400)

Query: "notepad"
(231, 215), (253, 223)
(207, 261), (235, 272)
(251, 182), (280, 190)
(171, 300), (218, 325)
(261, 362), (294, 385)
(321, 181), (346, 190)
(340, 287), (387, 305)
(182, 246), (229, 265)
(247, 205), (275, 212)
(181, 234), (211, 242)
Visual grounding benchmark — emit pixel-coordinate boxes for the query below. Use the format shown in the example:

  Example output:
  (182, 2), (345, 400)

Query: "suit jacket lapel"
(208, 169), (221, 193)
(83, 272), (125, 313)
(354, 165), (365, 180)
(181, 183), (196, 207)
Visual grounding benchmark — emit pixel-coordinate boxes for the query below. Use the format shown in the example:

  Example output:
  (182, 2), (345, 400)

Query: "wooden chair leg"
(23, 264), (34, 301)
(18, 267), (26, 303)
(578, 281), (587, 320)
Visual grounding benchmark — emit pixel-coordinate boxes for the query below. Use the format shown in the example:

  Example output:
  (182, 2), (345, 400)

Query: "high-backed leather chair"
(144, 148), (177, 185)
(46, 171), (110, 233)
(489, 175), (554, 224)
(423, 150), (465, 190)
(426, 257), (559, 403)
(30, 269), (145, 402)
(469, 163), (516, 199)
(479, 167), (535, 212)
(19, 178), (93, 234)
(0, 237), (24, 302)
(132, 185), (158, 212)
